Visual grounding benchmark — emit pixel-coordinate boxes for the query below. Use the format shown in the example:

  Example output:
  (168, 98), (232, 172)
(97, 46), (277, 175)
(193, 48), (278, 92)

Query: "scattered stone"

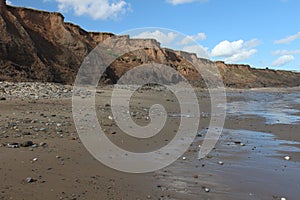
(281, 198), (287, 200)
(7, 143), (19, 148)
(204, 187), (210, 193)
(20, 141), (34, 147)
(40, 142), (47, 147)
(32, 158), (38, 162)
(218, 161), (224, 165)
(32, 144), (39, 148)
(146, 195), (151, 199)
(108, 116), (113, 120)
(284, 156), (291, 161)
(182, 157), (187, 160)
(0, 97), (6, 101)
(25, 177), (35, 183)
(194, 175), (199, 179)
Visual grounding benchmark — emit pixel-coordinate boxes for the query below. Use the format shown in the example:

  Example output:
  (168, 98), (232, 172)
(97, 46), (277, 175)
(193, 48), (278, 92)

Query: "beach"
(1, 84), (300, 200)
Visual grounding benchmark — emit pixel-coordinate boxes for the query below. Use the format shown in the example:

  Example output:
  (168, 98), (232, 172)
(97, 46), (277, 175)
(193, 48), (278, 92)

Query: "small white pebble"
(182, 157), (187, 160)
(218, 161), (224, 165)
(32, 158), (38, 162)
(281, 197), (287, 200)
(204, 187), (210, 192)
(108, 116), (113, 120)
(284, 156), (291, 161)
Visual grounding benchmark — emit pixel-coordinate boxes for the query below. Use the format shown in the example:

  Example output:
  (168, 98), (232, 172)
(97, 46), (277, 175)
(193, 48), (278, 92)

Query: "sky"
(6, 0), (300, 71)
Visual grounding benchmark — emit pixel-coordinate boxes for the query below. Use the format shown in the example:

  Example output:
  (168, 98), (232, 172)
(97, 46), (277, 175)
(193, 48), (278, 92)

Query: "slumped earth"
(0, 86), (300, 200)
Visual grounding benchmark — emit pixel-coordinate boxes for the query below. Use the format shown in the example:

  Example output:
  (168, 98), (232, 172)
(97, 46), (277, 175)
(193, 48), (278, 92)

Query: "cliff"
(1, 1), (300, 88)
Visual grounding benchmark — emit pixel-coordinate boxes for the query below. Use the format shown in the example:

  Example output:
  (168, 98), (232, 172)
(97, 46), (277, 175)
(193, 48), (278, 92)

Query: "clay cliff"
(1, 0), (300, 88)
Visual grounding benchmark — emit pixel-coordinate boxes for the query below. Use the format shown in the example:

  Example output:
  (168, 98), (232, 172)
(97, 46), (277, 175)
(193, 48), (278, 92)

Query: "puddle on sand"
(226, 91), (300, 124)
(155, 128), (300, 200)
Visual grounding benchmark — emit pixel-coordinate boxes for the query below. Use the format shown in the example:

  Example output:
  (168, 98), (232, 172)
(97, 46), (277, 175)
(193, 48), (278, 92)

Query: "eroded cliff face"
(1, 0), (300, 88)
(0, 1), (112, 83)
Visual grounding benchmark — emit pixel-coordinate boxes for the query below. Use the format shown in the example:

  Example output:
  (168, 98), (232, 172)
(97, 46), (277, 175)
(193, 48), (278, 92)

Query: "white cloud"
(180, 32), (206, 45)
(133, 30), (178, 45)
(166, 0), (208, 5)
(244, 38), (261, 48)
(272, 55), (294, 66)
(211, 39), (259, 63)
(182, 45), (210, 58)
(54, 0), (130, 20)
(272, 49), (300, 56)
(225, 49), (257, 63)
(6, 0), (12, 5)
(211, 40), (243, 57)
(274, 32), (300, 44)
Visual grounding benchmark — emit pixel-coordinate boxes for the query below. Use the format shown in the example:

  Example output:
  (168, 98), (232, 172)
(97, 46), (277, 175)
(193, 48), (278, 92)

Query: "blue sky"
(7, 0), (300, 71)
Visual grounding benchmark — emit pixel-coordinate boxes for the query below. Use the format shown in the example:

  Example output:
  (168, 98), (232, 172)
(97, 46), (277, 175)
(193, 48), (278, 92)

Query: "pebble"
(7, 143), (20, 148)
(204, 187), (210, 193)
(218, 161), (224, 165)
(21, 141), (34, 147)
(40, 142), (47, 147)
(281, 198), (287, 200)
(284, 156), (291, 161)
(182, 157), (187, 160)
(25, 177), (35, 183)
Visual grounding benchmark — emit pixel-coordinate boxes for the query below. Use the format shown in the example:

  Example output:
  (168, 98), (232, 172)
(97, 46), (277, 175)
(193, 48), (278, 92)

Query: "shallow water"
(226, 91), (300, 124)
(157, 128), (300, 199)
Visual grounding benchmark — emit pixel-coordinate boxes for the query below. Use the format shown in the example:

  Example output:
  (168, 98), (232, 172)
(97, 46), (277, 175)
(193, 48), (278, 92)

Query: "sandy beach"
(1, 85), (300, 200)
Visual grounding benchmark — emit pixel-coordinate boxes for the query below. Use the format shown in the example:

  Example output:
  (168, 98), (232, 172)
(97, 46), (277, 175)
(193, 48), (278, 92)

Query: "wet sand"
(0, 87), (300, 199)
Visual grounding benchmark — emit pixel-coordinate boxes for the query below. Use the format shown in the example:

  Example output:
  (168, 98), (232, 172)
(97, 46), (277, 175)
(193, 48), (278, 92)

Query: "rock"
(25, 177), (35, 183)
(284, 156), (291, 161)
(182, 157), (187, 160)
(7, 143), (20, 148)
(218, 161), (224, 165)
(281, 198), (287, 200)
(20, 141), (34, 147)
(108, 116), (113, 120)
(0, 97), (6, 101)
(204, 187), (210, 193)
(40, 142), (47, 147)
(40, 128), (47, 132)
